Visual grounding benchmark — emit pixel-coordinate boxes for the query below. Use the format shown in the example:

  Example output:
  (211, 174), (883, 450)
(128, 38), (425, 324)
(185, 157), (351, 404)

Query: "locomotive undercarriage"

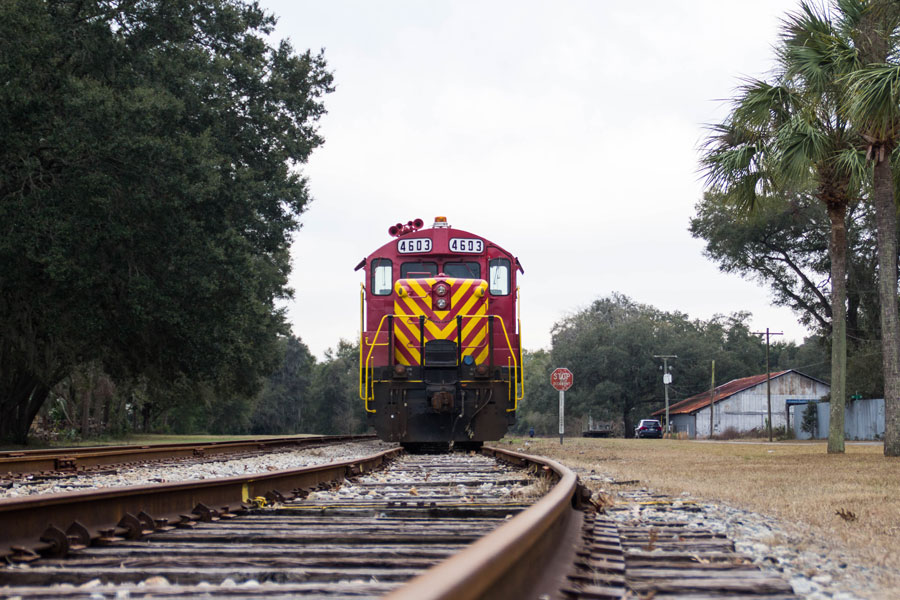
(368, 362), (516, 450)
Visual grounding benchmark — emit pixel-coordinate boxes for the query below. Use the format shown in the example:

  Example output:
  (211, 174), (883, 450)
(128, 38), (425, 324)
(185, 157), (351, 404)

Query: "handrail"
(516, 286), (524, 403)
(361, 312), (521, 411)
(361, 312), (398, 412)
(491, 315), (523, 410)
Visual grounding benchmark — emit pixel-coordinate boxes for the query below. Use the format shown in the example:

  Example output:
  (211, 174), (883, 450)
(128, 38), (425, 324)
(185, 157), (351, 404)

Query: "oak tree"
(0, 0), (333, 443)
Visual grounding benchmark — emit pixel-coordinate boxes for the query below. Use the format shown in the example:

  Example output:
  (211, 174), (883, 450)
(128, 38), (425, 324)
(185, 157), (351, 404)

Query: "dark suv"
(634, 419), (662, 439)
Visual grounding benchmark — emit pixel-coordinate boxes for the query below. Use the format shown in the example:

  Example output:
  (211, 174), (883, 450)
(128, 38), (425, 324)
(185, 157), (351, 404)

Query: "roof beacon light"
(433, 216), (450, 228)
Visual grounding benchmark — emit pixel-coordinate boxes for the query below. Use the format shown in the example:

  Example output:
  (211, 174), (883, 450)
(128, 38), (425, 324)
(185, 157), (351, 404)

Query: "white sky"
(260, 0), (809, 358)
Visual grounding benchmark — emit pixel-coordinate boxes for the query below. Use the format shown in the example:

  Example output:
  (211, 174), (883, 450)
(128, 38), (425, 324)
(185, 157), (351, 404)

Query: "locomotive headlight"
(435, 297), (449, 310)
(434, 283), (450, 297)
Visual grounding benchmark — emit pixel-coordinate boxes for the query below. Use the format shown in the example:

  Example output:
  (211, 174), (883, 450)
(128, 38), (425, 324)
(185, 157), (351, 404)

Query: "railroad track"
(0, 447), (582, 599)
(0, 446), (801, 599)
(0, 434), (374, 476)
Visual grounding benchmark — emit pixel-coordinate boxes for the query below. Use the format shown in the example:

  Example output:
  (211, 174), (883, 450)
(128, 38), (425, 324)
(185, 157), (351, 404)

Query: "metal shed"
(791, 398), (885, 440)
(653, 370), (830, 438)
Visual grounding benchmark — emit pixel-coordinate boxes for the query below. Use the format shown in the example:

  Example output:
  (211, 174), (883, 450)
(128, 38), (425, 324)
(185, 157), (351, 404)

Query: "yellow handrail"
(359, 312), (523, 413)
(492, 315), (523, 411)
(358, 284), (373, 410)
(361, 313), (397, 412)
(516, 286), (524, 404)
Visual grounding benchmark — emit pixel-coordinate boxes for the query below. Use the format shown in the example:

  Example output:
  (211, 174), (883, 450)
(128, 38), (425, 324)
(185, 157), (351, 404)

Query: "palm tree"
(834, 0), (900, 456)
(702, 1), (867, 453)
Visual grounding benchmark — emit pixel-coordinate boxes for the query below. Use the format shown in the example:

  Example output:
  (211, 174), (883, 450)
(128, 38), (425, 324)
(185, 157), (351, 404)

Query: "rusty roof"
(653, 370), (797, 417)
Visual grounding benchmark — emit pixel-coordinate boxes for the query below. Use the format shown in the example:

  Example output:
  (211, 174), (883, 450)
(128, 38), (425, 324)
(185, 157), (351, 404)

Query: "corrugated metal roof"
(652, 370), (793, 417)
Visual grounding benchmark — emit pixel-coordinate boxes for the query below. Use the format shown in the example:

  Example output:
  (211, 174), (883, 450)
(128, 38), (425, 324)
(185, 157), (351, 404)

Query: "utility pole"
(752, 328), (783, 442)
(654, 355), (677, 436)
(709, 360), (715, 438)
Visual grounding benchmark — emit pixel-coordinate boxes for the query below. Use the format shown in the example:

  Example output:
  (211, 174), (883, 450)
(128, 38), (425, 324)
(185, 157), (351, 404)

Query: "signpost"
(551, 368), (573, 445)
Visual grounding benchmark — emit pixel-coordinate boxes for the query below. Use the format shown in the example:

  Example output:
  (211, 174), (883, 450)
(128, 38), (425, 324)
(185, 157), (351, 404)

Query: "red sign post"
(550, 368), (573, 444)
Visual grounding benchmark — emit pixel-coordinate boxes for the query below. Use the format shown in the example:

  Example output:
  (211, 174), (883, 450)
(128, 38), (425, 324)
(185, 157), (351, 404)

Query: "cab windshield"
(401, 262), (438, 278)
(443, 261), (481, 279)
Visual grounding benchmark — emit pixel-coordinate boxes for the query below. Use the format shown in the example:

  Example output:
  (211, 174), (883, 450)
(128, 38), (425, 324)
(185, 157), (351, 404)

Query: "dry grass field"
(514, 437), (900, 589)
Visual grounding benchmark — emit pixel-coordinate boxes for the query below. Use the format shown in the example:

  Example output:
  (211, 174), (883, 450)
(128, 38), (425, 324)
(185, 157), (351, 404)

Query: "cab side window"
(371, 258), (393, 295)
(489, 258), (510, 295)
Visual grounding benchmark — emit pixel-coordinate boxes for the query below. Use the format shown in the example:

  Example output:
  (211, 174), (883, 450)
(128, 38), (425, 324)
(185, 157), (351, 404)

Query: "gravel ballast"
(0, 440), (396, 498)
(580, 469), (894, 600)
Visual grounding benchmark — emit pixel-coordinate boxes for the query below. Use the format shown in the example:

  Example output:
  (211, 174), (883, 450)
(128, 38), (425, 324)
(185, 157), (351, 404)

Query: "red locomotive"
(357, 217), (523, 450)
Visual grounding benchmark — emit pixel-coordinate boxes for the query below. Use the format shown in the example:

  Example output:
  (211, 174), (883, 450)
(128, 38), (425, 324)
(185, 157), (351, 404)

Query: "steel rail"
(0, 433), (374, 475)
(0, 446), (401, 557)
(387, 446), (583, 600)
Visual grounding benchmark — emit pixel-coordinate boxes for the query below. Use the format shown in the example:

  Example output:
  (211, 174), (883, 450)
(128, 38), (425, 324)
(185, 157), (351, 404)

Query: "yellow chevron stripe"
(400, 294), (427, 316)
(393, 334), (411, 365)
(408, 279), (429, 298)
(457, 295), (484, 323)
(465, 323), (487, 345)
(475, 345), (489, 364)
(425, 321), (455, 339)
(451, 279), (472, 305)
(394, 320), (421, 364)
(463, 327), (487, 358)
(460, 310), (486, 340)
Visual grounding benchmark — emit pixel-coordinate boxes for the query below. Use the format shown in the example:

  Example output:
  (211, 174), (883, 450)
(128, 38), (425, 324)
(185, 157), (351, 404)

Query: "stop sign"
(550, 367), (573, 391)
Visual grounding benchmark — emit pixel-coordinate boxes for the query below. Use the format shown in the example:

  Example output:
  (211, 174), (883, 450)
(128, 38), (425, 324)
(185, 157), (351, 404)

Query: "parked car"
(635, 419), (662, 438)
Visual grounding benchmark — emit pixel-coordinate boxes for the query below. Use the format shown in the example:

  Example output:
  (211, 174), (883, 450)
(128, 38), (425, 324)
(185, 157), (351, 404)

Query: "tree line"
(36, 336), (366, 441)
(514, 294), (827, 438)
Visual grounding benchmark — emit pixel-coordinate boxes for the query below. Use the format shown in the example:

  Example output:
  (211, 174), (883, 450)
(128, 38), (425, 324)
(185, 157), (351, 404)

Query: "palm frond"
(834, 146), (871, 192)
(699, 119), (773, 211)
(775, 114), (827, 183)
(834, 0), (867, 35)
(781, 1), (862, 89)
(734, 78), (798, 128)
(843, 63), (900, 141)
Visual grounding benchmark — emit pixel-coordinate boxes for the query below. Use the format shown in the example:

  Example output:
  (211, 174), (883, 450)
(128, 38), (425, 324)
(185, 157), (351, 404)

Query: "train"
(357, 216), (523, 451)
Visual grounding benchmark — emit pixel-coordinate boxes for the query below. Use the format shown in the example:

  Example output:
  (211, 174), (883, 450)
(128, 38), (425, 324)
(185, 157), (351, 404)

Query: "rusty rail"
(0, 433), (374, 475)
(387, 446), (583, 600)
(0, 446), (401, 557)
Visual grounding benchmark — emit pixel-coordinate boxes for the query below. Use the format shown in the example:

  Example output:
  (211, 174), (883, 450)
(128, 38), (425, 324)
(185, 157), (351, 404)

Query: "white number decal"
(397, 238), (432, 254)
(449, 238), (484, 253)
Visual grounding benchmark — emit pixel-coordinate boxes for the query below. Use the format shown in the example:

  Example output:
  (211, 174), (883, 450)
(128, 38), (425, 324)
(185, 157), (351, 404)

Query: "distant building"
(653, 370), (830, 438)
(793, 398), (885, 440)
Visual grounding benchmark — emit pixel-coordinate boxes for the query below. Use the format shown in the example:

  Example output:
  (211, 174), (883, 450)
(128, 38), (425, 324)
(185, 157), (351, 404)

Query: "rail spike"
(39, 525), (69, 557)
(192, 502), (219, 522)
(136, 511), (157, 534)
(117, 513), (145, 540)
(65, 521), (91, 550)
(264, 489), (287, 505)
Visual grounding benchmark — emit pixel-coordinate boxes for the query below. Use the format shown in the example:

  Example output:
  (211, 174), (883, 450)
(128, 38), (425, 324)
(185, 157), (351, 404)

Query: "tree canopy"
(0, 0), (333, 443)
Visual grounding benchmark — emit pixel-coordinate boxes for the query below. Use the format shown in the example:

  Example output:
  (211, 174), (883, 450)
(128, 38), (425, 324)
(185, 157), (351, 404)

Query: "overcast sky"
(260, 0), (807, 358)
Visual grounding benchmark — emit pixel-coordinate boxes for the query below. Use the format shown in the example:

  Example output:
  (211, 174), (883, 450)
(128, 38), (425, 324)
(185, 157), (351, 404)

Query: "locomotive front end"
(358, 217), (523, 450)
